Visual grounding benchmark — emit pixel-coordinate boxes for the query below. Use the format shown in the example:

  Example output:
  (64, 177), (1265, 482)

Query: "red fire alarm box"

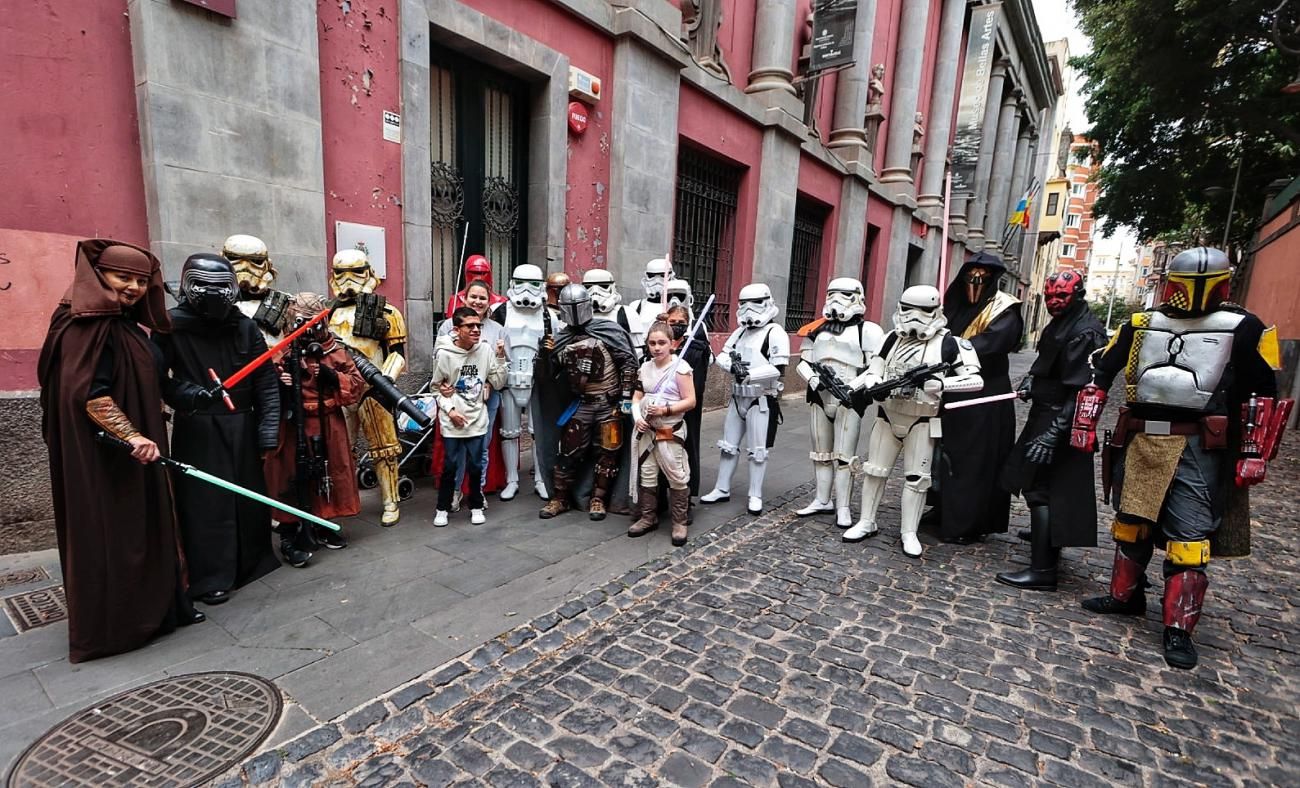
(568, 102), (589, 135)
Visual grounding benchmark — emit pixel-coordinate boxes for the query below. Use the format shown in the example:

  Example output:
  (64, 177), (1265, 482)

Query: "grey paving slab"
(0, 670), (52, 720)
(315, 573), (468, 643)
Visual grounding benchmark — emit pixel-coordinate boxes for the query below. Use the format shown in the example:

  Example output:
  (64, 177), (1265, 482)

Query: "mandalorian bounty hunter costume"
(328, 249), (409, 526)
(537, 283), (637, 521)
(1074, 247), (1288, 669)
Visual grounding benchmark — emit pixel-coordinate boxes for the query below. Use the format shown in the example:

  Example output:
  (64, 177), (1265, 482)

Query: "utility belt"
(651, 422), (684, 442)
(302, 397), (344, 415)
(580, 391), (620, 405)
(1110, 408), (1228, 450)
(732, 382), (771, 399)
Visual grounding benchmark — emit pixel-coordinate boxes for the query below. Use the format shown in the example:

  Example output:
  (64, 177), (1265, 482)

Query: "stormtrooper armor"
(627, 258), (676, 349)
(844, 286), (983, 556)
(700, 283), (788, 514)
(328, 249), (409, 525)
(794, 278), (885, 527)
(498, 264), (549, 500)
(223, 234), (288, 345)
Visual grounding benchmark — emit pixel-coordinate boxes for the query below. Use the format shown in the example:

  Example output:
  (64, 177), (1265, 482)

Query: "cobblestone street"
(213, 359), (1300, 787)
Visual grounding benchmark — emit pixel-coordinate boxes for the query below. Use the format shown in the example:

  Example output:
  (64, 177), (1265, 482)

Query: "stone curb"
(215, 481), (818, 786)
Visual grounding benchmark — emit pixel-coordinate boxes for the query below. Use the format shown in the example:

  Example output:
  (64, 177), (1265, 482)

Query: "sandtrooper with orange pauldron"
(328, 249), (409, 526)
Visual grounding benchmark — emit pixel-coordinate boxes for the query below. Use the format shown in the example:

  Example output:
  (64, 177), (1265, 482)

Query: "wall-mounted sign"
(567, 102), (589, 135)
(382, 111), (402, 144)
(335, 222), (387, 280)
(810, 0), (857, 74)
(568, 67), (602, 103)
(176, 0), (237, 19)
(950, 3), (1002, 194)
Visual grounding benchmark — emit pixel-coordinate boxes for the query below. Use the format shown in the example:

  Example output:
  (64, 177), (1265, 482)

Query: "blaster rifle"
(861, 361), (957, 401)
(729, 348), (751, 382)
(345, 347), (433, 431)
(809, 361), (859, 413)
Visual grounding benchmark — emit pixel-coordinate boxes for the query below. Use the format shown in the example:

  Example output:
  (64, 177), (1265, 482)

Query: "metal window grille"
(785, 201), (827, 331)
(430, 63), (459, 316)
(671, 147), (742, 330)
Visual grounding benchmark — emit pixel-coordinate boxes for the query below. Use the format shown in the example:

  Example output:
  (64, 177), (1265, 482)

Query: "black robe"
(1000, 300), (1106, 547)
(153, 306), (281, 595)
(937, 258), (1024, 539)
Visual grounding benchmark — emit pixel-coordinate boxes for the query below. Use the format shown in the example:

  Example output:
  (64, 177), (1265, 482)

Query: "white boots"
(796, 464), (834, 516)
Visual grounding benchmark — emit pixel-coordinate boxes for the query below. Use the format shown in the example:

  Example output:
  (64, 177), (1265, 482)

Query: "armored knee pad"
(748, 446), (769, 464)
(1111, 518), (1152, 544)
(717, 439), (741, 456)
(560, 420), (589, 459)
(903, 473), (932, 493)
(1166, 539), (1210, 569)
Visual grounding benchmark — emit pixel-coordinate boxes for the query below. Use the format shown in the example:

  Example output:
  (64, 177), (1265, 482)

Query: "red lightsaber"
(220, 308), (332, 391)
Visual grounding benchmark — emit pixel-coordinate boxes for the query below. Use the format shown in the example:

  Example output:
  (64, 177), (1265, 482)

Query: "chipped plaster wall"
(319, 0), (406, 303)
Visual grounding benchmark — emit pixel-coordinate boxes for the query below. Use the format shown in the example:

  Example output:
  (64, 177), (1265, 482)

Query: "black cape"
(1000, 299), (1106, 547)
(153, 305), (281, 595)
(532, 317), (636, 512)
(937, 256), (1024, 539)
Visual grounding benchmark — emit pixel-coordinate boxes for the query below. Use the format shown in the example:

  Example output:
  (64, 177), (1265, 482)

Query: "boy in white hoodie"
(431, 307), (508, 526)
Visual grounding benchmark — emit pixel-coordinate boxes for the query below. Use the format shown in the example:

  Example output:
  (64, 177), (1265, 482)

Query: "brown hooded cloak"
(37, 239), (188, 663)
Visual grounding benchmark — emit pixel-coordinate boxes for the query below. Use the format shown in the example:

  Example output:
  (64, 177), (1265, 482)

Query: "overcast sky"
(1031, 0), (1138, 258)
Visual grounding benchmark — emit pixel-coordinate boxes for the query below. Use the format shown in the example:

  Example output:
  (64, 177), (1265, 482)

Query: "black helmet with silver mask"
(180, 253), (238, 321)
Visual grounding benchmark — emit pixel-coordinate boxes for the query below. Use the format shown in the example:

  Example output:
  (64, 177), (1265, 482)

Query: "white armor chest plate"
(882, 333), (945, 415)
(504, 305), (544, 388)
(329, 306), (383, 365)
(1130, 311), (1241, 411)
(807, 326), (867, 381)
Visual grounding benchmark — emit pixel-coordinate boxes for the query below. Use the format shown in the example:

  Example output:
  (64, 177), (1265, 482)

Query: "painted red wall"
(1247, 208), (1300, 338)
(318, 0), (405, 303)
(718, 0), (758, 89)
(461, 0), (613, 275)
(0, 0), (148, 391)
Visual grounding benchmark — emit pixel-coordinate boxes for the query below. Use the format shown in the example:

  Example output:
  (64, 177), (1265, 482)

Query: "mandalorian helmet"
(545, 271), (571, 306)
(465, 255), (494, 288)
(894, 285), (947, 339)
(180, 253), (239, 321)
(222, 234), (276, 297)
(330, 249), (380, 301)
(1043, 269), (1086, 317)
(582, 268), (622, 313)
(736, 283), (780, 327)
(1162, 247), (1232, 316)
(557, 283), (594, 327)
(640, 257), (675, 301)
(507, 264), (546, 309)
(822, 278), (866, 322)
(664, 279), (694, 309)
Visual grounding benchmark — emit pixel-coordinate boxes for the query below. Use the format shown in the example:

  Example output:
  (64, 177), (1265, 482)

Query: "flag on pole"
(1009, 191), (1030, 227)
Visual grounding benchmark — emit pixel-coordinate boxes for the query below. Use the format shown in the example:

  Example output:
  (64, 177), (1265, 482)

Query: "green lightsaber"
(97, 431), (341, 532)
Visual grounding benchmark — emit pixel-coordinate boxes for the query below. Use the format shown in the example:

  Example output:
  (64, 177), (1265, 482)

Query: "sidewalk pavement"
(0, 388), (820, 774)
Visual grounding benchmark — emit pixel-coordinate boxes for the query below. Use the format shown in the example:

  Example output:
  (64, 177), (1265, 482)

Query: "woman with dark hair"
(38, 239), (204, 663)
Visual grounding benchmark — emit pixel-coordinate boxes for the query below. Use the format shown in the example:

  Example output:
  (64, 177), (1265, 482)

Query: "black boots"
(995, 507), (1059, 591)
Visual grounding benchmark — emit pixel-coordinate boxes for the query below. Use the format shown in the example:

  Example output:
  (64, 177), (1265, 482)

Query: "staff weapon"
(96, 431), (341, 532)
(941, 390), (1021, 410)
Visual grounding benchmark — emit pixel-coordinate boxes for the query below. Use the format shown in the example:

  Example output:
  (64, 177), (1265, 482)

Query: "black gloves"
(1025, 397), (1076, 465)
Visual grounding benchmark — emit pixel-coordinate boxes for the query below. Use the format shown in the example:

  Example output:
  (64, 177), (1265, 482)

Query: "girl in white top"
(629, 320), (697, 546)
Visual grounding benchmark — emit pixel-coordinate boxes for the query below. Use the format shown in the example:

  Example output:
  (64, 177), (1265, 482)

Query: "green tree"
(1089, 292), (1143, 332)
(1071, 0), (1300, 246)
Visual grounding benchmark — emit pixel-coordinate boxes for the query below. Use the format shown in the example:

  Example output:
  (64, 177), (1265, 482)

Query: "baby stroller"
(355, 381), (439, 500)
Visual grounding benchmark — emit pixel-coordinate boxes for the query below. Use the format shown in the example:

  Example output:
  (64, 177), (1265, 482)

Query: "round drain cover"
(7, 672), (281, 788)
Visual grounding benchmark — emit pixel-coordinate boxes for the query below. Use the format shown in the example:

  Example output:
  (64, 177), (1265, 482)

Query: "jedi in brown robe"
(37, 239), (200, 663)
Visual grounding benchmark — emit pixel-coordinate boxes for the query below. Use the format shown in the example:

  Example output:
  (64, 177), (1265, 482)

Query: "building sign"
(810, 0), (857, 74)
(950, 2), (1002, 194)
(382, 111), (402, 143)
(335, 222), (388, 280)
(176, 0), (237, 18)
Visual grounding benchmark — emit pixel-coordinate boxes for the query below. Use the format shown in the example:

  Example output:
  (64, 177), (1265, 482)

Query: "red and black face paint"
(1044, 270), (1084, 317)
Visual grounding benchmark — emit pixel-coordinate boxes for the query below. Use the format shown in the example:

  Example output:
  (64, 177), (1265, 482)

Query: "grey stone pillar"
(826, 0), (879, 158)
(750, 128), (803, 318)
(963, 59), (1009, 247)
(882, 205), (913, 311)
(607, 36), (683, 286)
(983, 93), (1023, 250)
(916, 0), (967, 208)
(999, 124), (1033, 263)
(879, 0), (932, 184)
(746, 0), (798, 95)
(832, 177), (871, 278)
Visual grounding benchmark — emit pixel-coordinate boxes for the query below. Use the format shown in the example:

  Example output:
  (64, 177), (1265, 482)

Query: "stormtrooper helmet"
(822, 278), (866, 322)
(222, 234), (275, 297)
(329, 248), (380, 300)
(664, 279), (694, 309)
(640, 257), (675, 301)
(582, 269), (622, 313)
(736, 283), (780, 327)
(557, 283), (594, 327)
(180, 253), (238, 321)
(506, 264), (545, 309)
(893, 285), (947, 339)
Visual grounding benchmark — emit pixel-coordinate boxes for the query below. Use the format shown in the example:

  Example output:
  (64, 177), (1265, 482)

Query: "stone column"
(826, 0), (879, 159)
(1000, 123), (1034, 263)
(746, 0), (798, 95)
(983, 92), (1023, 250)
(916, 0), (967, 208)
(879, 0), (932, 184)
(751, 128), (803, 317)
(963, 59), (1009, 247)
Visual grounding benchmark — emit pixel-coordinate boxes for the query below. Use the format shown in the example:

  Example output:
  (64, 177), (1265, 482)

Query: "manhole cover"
(3, 587), (67, 632)
(0, 567), (50, 590)
(6, 672), (282, 788)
